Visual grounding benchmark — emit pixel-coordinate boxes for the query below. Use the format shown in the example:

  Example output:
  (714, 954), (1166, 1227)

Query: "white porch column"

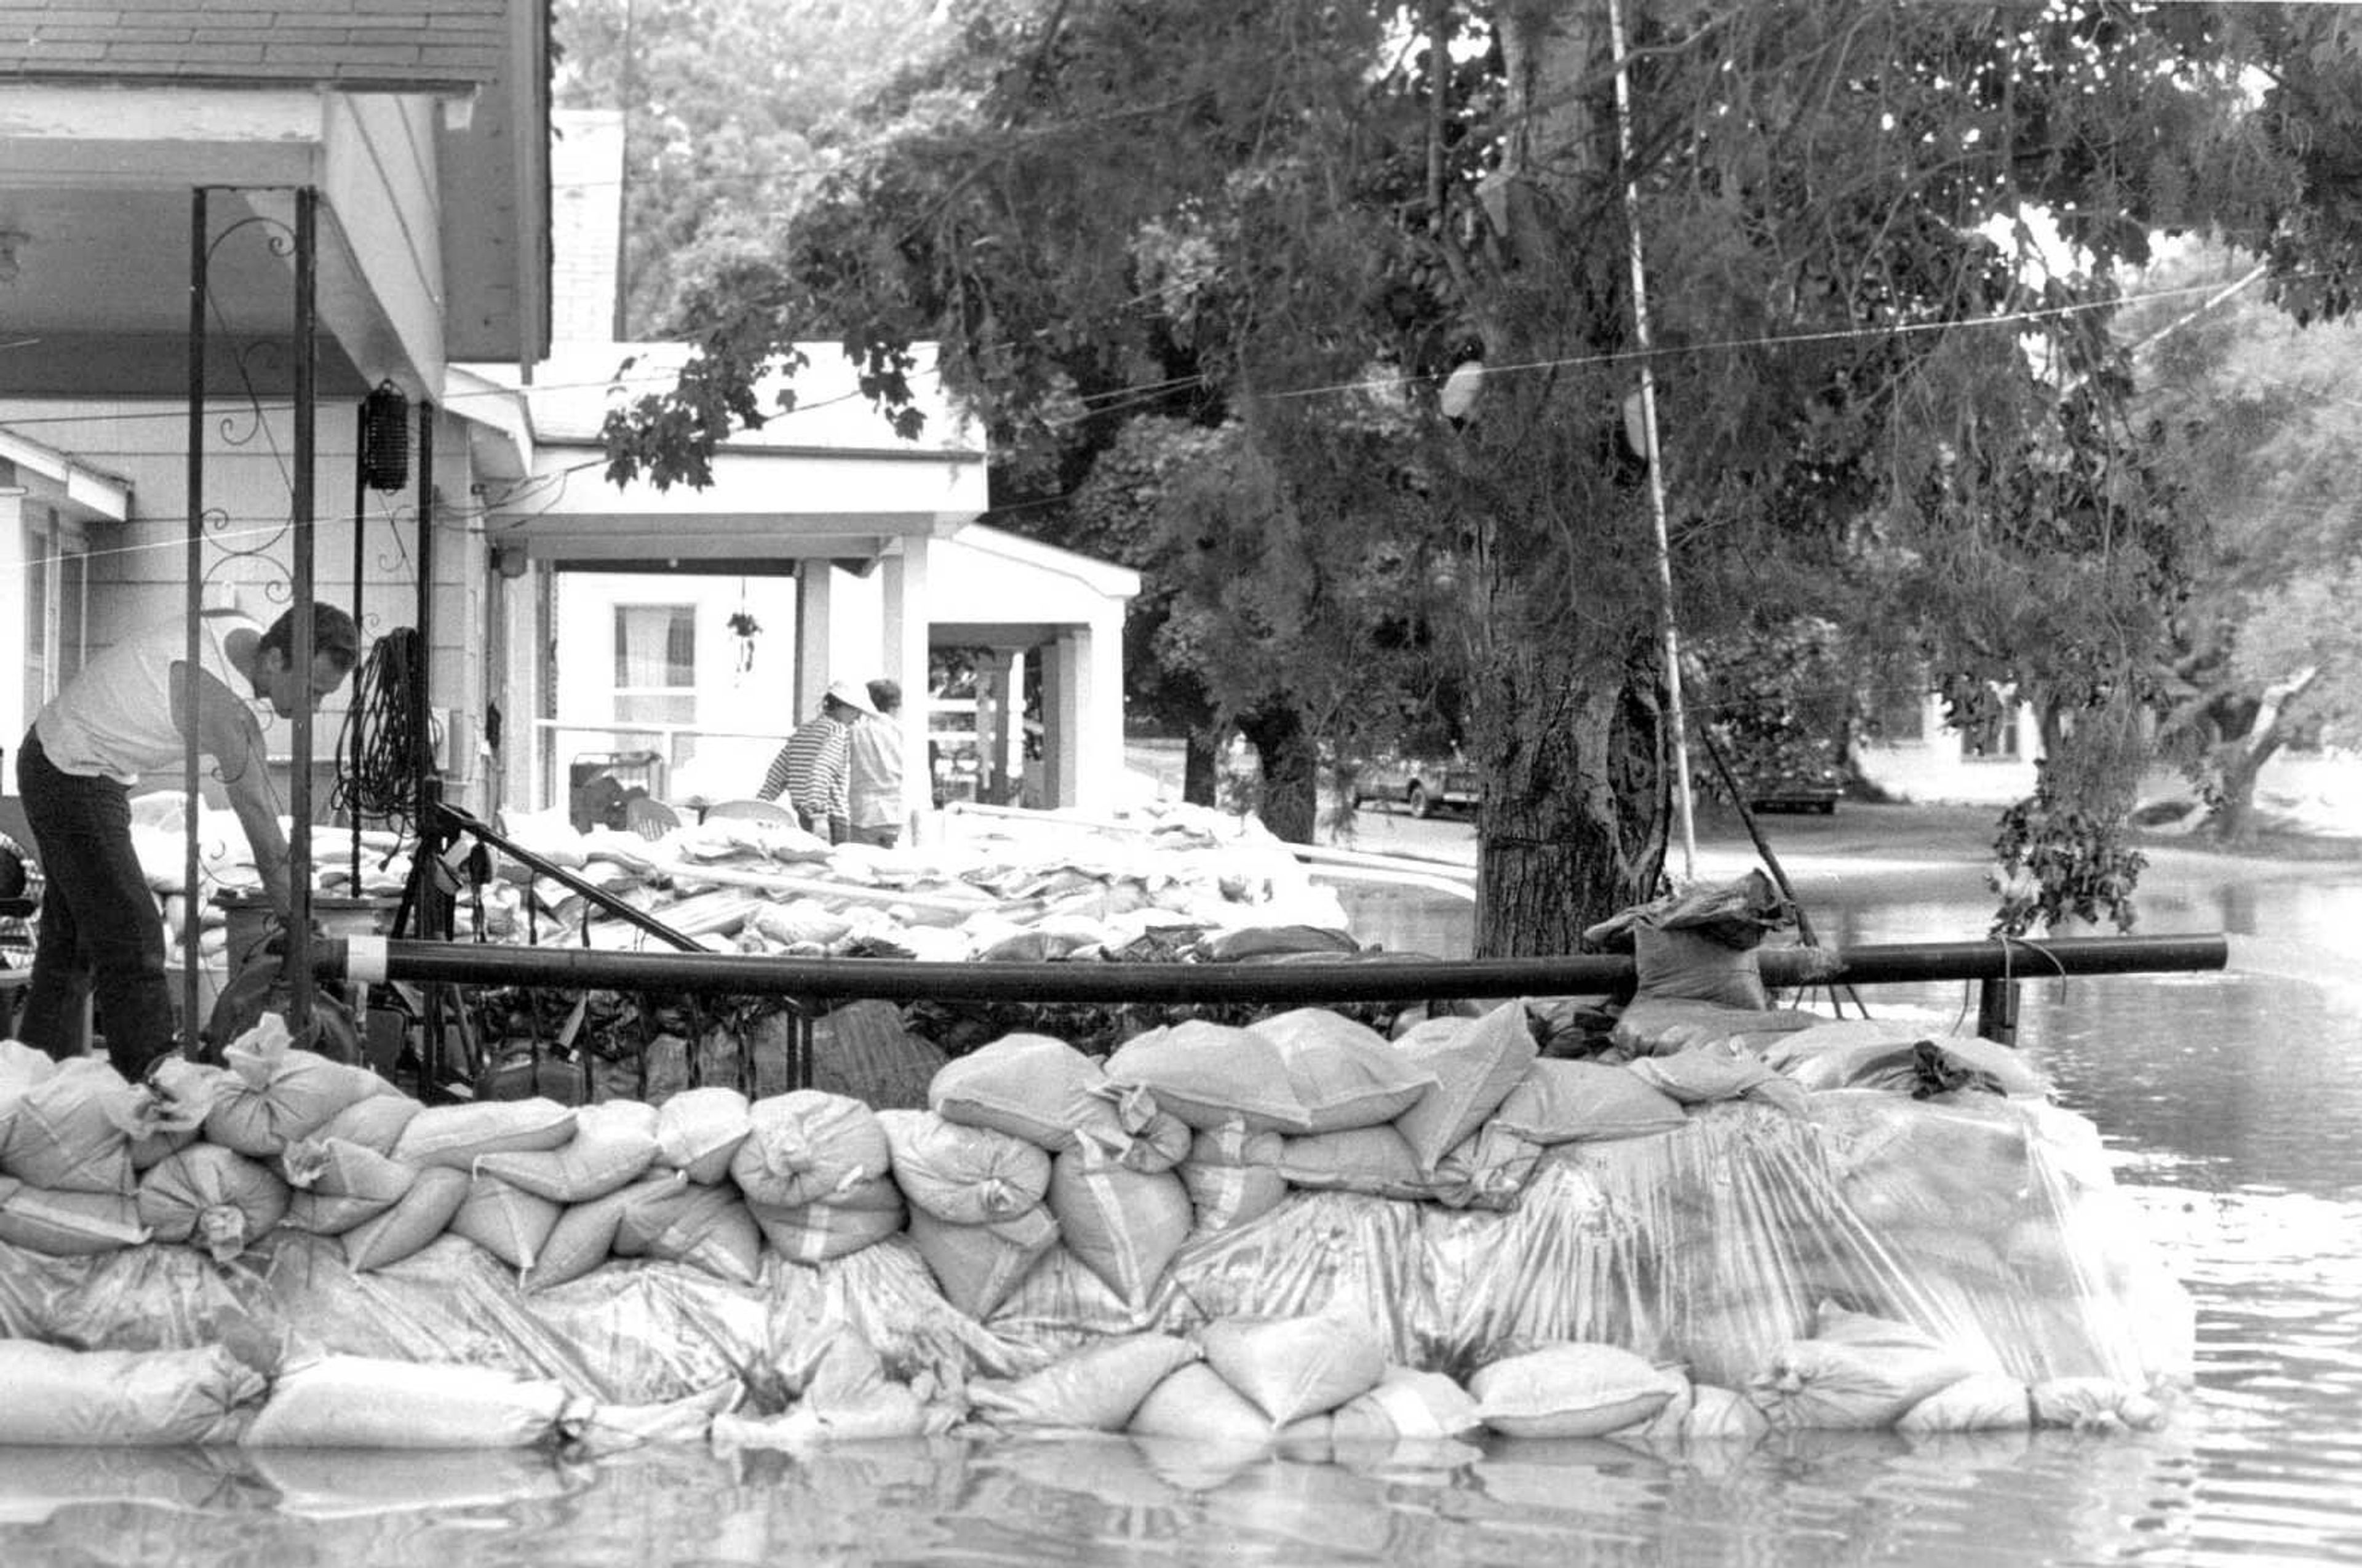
(795, 562), (836, 721)
(1047, 633), (1082, 810)
(1078, 615), (1126, 811)
(880, 536), (929, 838)
(975, 648), (1017, 805)
(493, 553), (539, 814)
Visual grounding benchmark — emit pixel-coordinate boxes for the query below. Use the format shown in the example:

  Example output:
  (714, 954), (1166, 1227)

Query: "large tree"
(2123, 244), (2362, 842)
(604, 1), (2362, 952)
(554, 0), (948, 336)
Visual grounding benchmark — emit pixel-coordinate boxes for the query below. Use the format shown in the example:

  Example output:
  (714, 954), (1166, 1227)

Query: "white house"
(455, 109), (1139, 828)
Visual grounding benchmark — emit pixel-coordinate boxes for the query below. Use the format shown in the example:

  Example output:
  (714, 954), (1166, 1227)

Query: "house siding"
(0, 0), (509, 87)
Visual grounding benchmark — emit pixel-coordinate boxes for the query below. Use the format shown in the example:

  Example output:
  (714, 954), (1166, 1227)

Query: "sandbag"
(1487, 1060), (1688, 1144)
(2029, 1376), (2167, 1433)
(1898, 1372), (2034, 1433)
(0, 1339), (264, 1445)
(1276, 1124), (1439, 1201)
(1610, 995), (1820, 1057)
(1045, 1142), (1193, 1306)
(1198, 1313), (1388, 1427)
(611, 1177), (763, 1284)
(313, 1091), (423, 1156)
(969, 1333), (1202, 1431)
(475, 1099), (661, 1203)
(1390, 1000), (1538, 1172)
(1625, 1048), (1784, 1107)
(1764, 1019), (2050, 1099)
(654, 1086), (752, 1184)
(904, 1204), (1059, 1321)
(1324, 1366), (1484, 1443)
(730, 1091), (890, 1209)
(342, 1164), (472, 1272)
(1429, 1123), (1540, 1211)
(1632, 923), (1768, 1009)
(928, 1032), (1110, 1152)
(525, 1170), (687, 1291)
(0, 1179), (149, 1255)
(242, 1354), (577, 1449)
(1103, 1021), (1308, 1133)
(878, 1108), (1052, 1224)
(0, 1056), (139, 1195)
(747, 1172), (905, 1266)
(136, 1144), (290, 1261)
(1469, 1342), (1685, 1438)
(392, 1098), (576, 1170)
(1177, 1120), (1289, 1235)
(1247, 1008), (1435, 1133)
(201, 1036), (395, 1158)
(279, 1137), (416, 1237)
(1127, 1361), (1276, 1444)
(448, 1173), (564, 1272)
(1748, 1302), (1989, 1430)
(0, 1038), (56, 1092)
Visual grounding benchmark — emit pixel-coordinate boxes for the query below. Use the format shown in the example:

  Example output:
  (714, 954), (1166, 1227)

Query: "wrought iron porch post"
(181, 189), (207, 1046)
(287, 186), (319, 1033)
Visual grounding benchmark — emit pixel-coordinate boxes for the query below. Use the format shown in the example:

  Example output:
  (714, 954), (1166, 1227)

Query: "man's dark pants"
(14, 730), (178, 1078)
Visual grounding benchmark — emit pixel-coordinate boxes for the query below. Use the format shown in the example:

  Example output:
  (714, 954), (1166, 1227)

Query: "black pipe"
(316, 932), (2227, 1005)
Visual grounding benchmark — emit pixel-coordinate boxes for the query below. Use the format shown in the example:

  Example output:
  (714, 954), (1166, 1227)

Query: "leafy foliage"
(587, 0), (2362, 946)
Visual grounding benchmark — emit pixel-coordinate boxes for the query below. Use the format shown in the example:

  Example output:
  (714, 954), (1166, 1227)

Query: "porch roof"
(0, 0), (511, 92)
(457, 341), (990, 567)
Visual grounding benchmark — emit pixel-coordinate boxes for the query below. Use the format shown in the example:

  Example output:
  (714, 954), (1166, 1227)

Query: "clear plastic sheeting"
(0, 1089), (2191, 1428)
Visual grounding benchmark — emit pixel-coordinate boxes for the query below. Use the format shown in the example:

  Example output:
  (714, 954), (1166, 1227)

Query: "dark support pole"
(413, 399), (450, 1095)
(350, 402), (366, 894)
(287, 188), (319, 1036)
(181, 189), (207, 1051)
(1977, 977), (2021, 1046)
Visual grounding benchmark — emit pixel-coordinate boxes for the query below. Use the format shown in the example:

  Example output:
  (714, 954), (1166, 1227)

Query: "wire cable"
(333, 627), (425, 839)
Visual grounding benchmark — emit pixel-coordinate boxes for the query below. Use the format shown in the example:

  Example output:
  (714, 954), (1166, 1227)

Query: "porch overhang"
(0, 79), (539, 398)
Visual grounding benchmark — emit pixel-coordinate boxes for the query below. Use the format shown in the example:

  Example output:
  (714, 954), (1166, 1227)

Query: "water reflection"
(0, 1428), (2213, 1567)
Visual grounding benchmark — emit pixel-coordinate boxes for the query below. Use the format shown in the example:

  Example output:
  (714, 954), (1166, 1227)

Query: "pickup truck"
(1348, 748), (1483, 818)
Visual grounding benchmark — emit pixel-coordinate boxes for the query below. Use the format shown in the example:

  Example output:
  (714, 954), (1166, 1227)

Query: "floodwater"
(5, 848), (2361, 1566)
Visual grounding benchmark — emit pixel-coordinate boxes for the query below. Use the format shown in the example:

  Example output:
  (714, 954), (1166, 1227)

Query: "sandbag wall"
(0, 995), (2191, 1451)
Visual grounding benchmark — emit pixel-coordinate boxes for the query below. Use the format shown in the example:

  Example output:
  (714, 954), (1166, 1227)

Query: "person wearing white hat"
(846, 677), (907, 848)
(757, 680), (878, 842)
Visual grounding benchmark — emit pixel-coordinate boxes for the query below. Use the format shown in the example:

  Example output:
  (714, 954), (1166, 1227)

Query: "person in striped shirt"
(757, 680), (878, 842)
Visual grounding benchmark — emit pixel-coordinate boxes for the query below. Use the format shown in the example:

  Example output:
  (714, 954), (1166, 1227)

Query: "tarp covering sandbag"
(0, 993), (2190, 1445)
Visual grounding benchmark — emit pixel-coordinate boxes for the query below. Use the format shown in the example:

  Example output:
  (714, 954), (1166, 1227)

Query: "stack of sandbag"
(729, 1090), (903, 1265)
(878, 1107), (1059, 1319)
(930, 1032), (1191, 1311)
(0, 1046), (151, 1255)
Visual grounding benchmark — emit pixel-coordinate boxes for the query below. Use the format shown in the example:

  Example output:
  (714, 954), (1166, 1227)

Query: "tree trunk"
(2211, 731), (2284, 845)
(1464, 1), (1671, 954)
(1473, 649), (1669, 957)
(1182, 732), (1222, 807)
(1238, 705), (1320, 844)
(2209, 667), (2315, 846)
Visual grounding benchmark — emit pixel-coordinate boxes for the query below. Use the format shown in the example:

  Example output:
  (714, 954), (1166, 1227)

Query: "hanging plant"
(726, 610), (762, 673)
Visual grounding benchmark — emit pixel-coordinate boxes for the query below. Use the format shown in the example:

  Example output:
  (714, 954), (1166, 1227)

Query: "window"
(612, 604), (696, 733)
(21, 509), (87, 722)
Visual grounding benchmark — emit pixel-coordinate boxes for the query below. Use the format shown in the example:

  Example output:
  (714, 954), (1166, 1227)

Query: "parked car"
(1348, 746), (1483, 818)
(1744, 762), (1843, 815)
